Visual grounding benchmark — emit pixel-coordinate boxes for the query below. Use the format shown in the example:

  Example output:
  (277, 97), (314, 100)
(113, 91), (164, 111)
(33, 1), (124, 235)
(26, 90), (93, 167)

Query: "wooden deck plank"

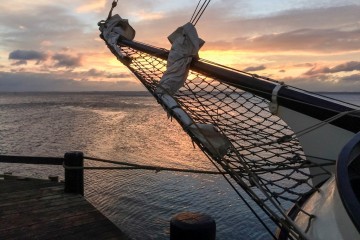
(0, 191), (84, 213)
(0, 194), (86, 216)
(0, 178), (61, 193)
(0, 178), (130, 240)
(0, 187), (73, 207)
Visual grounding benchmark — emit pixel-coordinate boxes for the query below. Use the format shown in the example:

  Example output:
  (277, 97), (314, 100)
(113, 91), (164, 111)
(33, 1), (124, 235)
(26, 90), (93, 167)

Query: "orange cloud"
(131, 10), (165, 21)
(76, 0), (106, 13)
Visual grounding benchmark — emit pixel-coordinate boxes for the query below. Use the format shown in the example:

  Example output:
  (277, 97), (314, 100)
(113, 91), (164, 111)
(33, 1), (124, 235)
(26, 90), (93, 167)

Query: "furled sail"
(98, 14), (135, 58)
(156, 22), (204, 95)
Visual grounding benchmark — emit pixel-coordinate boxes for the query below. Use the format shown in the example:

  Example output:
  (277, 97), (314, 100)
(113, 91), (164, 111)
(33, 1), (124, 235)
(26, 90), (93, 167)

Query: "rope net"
(106, 40), (334, 239)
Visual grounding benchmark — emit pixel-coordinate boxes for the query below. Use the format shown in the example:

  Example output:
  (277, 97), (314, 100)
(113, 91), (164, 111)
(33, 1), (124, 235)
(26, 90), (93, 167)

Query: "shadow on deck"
(0, 175), (130, 240)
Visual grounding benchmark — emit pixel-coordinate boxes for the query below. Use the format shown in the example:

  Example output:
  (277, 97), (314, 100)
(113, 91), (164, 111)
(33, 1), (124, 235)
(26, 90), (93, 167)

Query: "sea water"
(0, 92), (359, 239)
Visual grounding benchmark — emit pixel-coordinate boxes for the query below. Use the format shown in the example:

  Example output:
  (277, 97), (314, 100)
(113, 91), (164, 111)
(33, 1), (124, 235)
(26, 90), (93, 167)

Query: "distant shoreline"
(0, 91), (152, 96)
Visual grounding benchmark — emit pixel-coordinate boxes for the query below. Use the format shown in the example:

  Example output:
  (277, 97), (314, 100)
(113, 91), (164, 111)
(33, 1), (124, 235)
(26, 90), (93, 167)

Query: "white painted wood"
(294, 176), (359, 239)
(276, 106), (355, 185)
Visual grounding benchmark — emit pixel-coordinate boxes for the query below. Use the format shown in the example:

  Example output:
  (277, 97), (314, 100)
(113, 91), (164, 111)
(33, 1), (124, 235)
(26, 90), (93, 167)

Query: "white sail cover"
(157, 22), (204, 95)
(187, 123), (230, 158)
(159, 94), (230, 158)
(98, 14), (135, 58)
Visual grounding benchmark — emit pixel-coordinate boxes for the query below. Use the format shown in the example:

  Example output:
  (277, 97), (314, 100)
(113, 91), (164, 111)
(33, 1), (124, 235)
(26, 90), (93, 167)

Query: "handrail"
(337, 132), (360, 232)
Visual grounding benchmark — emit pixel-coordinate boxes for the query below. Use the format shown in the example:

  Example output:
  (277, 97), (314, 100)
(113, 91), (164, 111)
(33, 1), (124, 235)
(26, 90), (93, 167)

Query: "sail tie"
(107, 0), (118, 21)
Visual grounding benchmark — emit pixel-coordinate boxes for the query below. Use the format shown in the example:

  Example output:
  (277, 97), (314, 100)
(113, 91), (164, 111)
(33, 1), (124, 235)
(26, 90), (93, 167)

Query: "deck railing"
(0, 151), (84, 195)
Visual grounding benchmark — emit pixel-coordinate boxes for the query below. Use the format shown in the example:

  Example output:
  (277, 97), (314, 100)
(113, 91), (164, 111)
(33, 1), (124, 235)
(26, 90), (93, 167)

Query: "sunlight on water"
(0, 92), (359, 239)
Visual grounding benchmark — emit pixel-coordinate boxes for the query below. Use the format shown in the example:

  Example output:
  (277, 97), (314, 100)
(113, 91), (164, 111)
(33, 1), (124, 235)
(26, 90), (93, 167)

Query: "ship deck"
(0, 175), (130, 240)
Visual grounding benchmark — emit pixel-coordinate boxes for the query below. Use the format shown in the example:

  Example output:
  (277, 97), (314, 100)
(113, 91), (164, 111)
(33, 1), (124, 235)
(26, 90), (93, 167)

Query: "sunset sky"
(0, 0), (359, 91)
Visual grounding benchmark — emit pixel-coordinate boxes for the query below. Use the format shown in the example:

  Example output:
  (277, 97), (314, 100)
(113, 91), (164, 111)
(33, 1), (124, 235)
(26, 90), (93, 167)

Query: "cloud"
(202, 27), (360, 54)
(86, 68), (104, 77)
(341, 74), (360, 83)
(280, 71), (360, 91)
(0, 71), (143, 92)
(8, 50), (47, 65)
(293, 63), (314, 68)
(180, 4), (360, 54)
(132, 10), (165, 21)
(281, 75), (337, 91)
(80, 68), (132, 79)
(200, 4), (360, 40)
(76, 0), (106, 13)
(0, 4), (95, 52)
(243, 65), (266, 72)
(331, 61), (360, 73)
(11, 60), (28, 66)
(7, 49), (86, 69)
(304, 61), (360, 76)
(106, 73), (132, 79)
(213, 28), (360, 53)
(1, 1), (359, 92)
(52, 53), (82, 68)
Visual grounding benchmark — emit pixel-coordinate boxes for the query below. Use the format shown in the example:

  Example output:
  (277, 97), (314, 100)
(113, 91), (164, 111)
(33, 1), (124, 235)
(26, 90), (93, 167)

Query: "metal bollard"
(170, 212), (216, 240)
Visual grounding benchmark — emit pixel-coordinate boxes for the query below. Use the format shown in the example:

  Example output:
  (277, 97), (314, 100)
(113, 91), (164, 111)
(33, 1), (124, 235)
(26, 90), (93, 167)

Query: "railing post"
(64, 151), (84, 196)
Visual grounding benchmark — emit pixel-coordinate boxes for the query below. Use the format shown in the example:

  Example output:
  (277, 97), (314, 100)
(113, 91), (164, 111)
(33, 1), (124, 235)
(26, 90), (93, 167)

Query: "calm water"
(0, 92), (359, 239)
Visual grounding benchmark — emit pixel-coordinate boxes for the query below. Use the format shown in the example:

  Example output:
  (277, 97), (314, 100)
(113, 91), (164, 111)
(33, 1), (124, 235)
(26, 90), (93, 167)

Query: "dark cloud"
(279, 69), (286, 73)
(243, 65), (266, 72)
(236, 28), (360, 53)
(331, 61), (360, 73)
(106, 73), (133, 79)
(9, 50), (47, 61)
(304, 61), (360, 76)
(86, 68), (104, 77)
(280, 74), (339, 91)
(203, 27), (360, 53)
(11, 60), (28, 66)
(199, 4), (360, 41)
(79, 68), (132, 79)
(1, 2), (359, 92)
(131, 4), (360, 48)
(0, 5), (96, 51)
(8, 50), (47, 65)
(52, 54), (82, 68)
(0, 71), (143, 92)
(279, 71), (360, 91)
(341, 74), (360, 83)
(304, 66), (331, 76)
(192, 5), (360, 54)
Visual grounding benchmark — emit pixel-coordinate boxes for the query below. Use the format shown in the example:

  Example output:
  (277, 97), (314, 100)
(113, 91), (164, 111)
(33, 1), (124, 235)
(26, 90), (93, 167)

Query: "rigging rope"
(205, 151), (279, 239)
(190, 0), (211, 26)
(190, 0), (202, 23)
(63, 156), (228, 175)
